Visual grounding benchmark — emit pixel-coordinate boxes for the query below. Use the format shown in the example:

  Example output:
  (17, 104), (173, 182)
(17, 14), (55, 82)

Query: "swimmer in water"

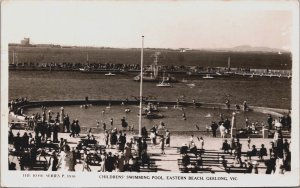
(182, 112), (187, 120)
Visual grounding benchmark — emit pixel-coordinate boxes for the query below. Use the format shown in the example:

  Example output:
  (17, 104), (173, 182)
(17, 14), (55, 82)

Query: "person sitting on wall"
(259, 144), (268, 160)
(247, 145), (258, 160)
(222, 139), (230, 153)
(180, 144), (189, 155)
(182, 153), (190, 172)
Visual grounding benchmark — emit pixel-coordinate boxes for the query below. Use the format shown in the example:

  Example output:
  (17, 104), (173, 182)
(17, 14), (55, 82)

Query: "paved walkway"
(9, 129), (279, 173)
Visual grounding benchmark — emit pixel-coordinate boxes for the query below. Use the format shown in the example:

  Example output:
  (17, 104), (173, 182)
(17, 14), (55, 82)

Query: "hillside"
(8, 46), (292, 69)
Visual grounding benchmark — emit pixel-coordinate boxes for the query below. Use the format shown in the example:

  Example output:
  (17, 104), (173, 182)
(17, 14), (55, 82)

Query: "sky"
(1, 0), (297, 50)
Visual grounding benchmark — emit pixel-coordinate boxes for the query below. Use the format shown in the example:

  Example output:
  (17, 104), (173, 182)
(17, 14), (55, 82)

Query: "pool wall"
(10, 99), (288, 119)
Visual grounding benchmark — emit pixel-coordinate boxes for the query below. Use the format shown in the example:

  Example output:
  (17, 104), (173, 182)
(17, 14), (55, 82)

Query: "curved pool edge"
(9, 99), (289, 122)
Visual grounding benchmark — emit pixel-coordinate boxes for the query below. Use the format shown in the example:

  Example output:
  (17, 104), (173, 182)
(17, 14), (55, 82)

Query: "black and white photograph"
(1, 0), (299, 187)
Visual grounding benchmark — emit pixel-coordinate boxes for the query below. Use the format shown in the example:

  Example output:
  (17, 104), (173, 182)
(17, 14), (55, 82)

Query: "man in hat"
(211, 121), (218, 137)
(48, 151), (58, 171)
(259, 144), (267, 160)
(283, 139), (290, 153)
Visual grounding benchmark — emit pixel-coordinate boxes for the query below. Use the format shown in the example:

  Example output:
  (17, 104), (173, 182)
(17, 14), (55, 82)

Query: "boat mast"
(227, 56), (231, 71)
(139, 36), (144, 137)
(86, 53), (89, 65)
(12, 50), (15, 64)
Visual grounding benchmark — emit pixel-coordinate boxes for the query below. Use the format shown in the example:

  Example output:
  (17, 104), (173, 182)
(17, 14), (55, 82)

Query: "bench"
(137, 157), (157, 172)
(31, 160), (48, 171)
(177, 148), (205, 155)
(40, 143), (60, 151)
(81, 139), (98, 146)
(177, 159), (213, 173)
(226, 166), (249, 174)
(242, 148), (268, 159)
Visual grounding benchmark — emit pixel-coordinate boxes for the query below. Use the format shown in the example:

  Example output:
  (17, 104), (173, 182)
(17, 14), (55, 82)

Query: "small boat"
(186, 83), (196, 88)
(156, 81), (171, 87)
(181, 78), (188, 83)
(156, 73), (172, 87)
(205, 113), (212, 118)
(145, 113), (164, 119)
(105, 72), (116, 76)
(203, 74), (214, 79)
(143, 103), (159, 112)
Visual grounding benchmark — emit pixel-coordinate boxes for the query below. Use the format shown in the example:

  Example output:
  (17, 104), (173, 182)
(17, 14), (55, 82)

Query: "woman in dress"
(165, 130), (170, 147)
(57, 145), (69, 172)
(124, 143), (132, 164)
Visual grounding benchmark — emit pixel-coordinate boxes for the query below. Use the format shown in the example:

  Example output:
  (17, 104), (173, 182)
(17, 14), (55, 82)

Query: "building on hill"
(21, 38), (30, 46)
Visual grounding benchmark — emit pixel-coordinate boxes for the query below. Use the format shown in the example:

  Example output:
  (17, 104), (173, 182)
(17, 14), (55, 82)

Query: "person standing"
(234, 139), (243, 167)
(121, 117), (128, 130)
(64, 114), (70, 133)
(48, 151), (58, 171)
(46, 124), (52, 140)
(69, 120), (76, 137)
(211, 121), (218, 137)
(189, 135), (195, 148)
(182, 111), (187, 120)
(141, 126), (148, 138)
(224, 118), (231, 131)
(110, 118), (114, 127)
(165, 129), (170, 147)
(124, 143), (132, 165)
(150, 125), (157, 145)
(245, 117), (249, 128)
(199, 137), (204, 150)
(75, 120), (81, 137)
(102, 122), (107, 131)
(219, 123), (226, 138)
(267, 114), (273, 130)
(118, 133), (126, 152)
(53, 123), (60, 143)
(160, 136), (165, 154)
(104, 130), (109, 148)
(57, 145), (69, 172)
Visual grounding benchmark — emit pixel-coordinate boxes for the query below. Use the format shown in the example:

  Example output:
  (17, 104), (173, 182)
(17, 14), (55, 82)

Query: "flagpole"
(139, 36), (144, 137)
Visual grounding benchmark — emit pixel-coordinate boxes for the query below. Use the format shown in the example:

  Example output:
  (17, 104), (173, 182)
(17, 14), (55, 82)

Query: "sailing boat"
(133, 52), (160, 82)
(79, 53), (90, 72)
(156, 72), (171, 87)
(105, 72), (116, 76)
(203, 74), (214, 79)
(9, 50), (17, 70)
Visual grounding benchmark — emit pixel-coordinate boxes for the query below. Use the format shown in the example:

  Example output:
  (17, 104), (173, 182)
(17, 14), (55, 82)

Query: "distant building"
(179, 48), (188, 53)
(21, 38), (30, 46)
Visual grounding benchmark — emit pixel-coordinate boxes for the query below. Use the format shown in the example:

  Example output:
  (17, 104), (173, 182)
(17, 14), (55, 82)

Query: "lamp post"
(231, 112), (237, 138)
(138, 36), (144, 137)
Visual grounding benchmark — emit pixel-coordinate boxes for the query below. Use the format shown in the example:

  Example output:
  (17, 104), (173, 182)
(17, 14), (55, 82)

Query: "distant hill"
(196, 45), (288, 53)
(8, 45), (292, 69)
(228, 45), (287, 53)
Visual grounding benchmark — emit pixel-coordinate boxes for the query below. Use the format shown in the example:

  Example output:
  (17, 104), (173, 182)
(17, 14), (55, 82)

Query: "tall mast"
(12, 50), (15, 64)
(139, 36), (144, 137)
(153, 53), (159, 78)
(228, 56), (231, 71)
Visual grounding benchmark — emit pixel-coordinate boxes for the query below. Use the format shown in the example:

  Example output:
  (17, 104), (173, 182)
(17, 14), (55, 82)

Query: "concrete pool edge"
(9, 99), (289, 121)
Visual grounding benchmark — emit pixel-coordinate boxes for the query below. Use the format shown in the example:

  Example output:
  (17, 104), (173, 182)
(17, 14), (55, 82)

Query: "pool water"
(24, 104), (270, 134)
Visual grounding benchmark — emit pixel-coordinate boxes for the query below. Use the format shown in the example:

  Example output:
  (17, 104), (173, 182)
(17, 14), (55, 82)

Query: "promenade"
(9, 129), (278, 174)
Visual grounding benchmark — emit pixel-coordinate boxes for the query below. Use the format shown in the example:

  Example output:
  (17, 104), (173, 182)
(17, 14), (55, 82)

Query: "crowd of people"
(8, 105), (174, 172)
(8, 100), (292, 174)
